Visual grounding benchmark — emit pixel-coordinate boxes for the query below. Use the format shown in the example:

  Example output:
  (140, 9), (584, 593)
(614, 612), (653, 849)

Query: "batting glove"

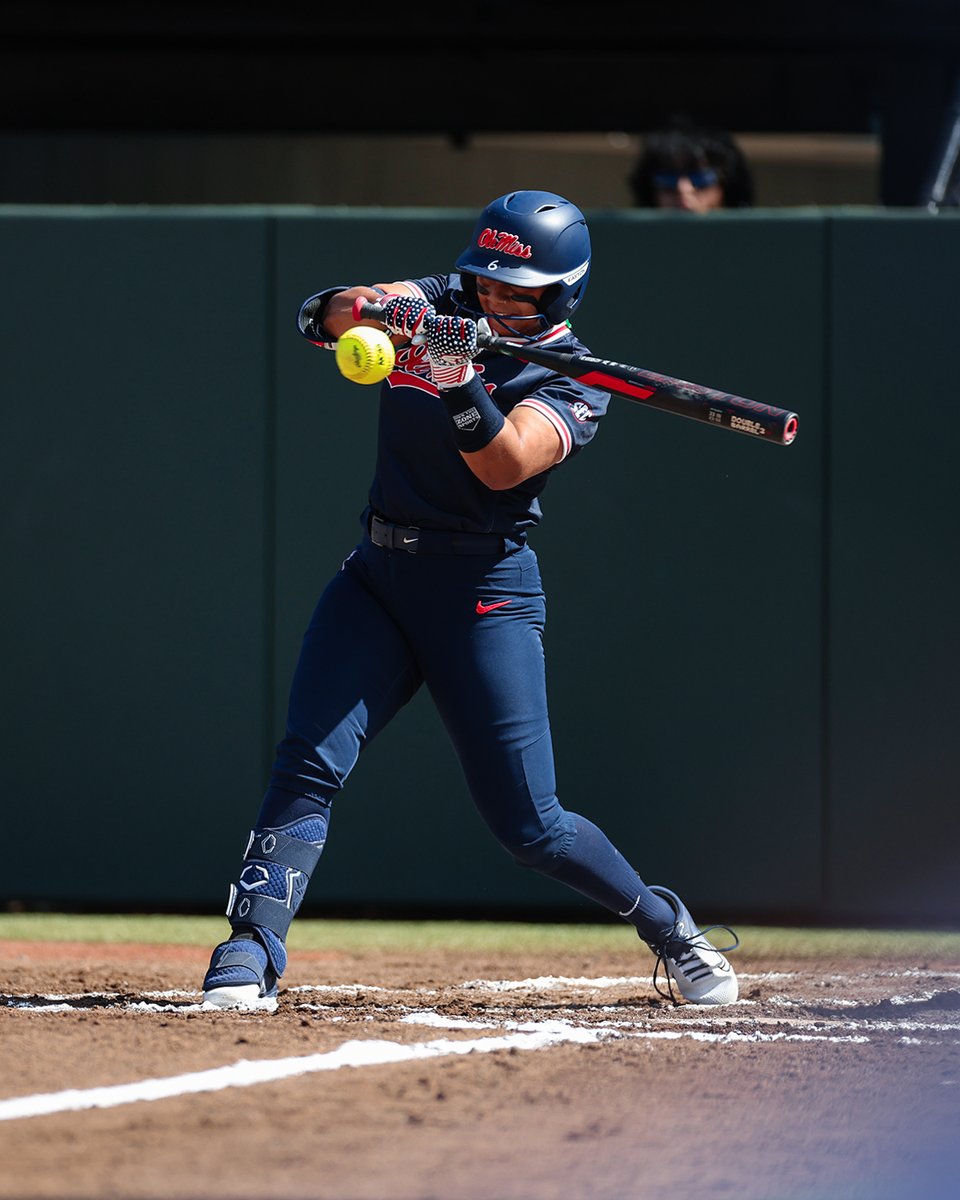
(425, 314), (479, 389)
(377, 294), (434, 339)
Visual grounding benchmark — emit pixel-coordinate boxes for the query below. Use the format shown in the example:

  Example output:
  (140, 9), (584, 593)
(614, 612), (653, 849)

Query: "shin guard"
(225, 815), (326, 976)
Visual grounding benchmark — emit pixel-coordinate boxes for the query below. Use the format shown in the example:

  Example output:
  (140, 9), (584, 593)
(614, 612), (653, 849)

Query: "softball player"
(203, 191), (738, 1010)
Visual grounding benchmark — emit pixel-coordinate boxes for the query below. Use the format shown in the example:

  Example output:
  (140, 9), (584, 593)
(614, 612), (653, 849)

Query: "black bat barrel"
(481, 335), (799, 446)
(352, 300), (798, 445)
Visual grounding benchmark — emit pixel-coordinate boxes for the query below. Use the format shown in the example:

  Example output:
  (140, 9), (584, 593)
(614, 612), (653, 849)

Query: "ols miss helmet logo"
(477, 228), (533, 259)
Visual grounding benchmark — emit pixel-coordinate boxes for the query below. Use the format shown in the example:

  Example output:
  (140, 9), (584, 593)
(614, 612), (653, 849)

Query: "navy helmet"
(453, 190), (591, 333)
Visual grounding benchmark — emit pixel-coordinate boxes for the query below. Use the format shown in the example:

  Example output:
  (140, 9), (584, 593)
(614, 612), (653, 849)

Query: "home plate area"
(7, 965), (960, 1045)
(2, 950), (959, 1200)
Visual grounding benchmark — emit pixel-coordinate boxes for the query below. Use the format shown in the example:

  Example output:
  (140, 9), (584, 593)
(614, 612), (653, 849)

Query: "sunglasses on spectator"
(653, 169), (720, 191)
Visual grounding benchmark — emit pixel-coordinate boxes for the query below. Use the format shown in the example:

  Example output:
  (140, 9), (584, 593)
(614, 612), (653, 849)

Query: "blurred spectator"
(630, 121), (755, 211)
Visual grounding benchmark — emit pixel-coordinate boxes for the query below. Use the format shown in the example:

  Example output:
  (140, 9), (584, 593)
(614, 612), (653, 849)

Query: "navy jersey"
(321, 274), (610, 536)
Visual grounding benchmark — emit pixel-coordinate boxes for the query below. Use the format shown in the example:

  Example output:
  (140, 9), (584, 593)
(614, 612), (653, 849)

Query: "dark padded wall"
(827, 214), (960, 923)
(2, 210), (271, 904)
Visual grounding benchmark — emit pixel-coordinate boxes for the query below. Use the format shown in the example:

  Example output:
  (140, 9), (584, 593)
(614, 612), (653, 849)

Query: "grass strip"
(1, 913), (959, 960)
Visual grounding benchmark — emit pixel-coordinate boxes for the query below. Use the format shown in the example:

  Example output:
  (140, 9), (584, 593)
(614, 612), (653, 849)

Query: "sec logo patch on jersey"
(568, 400), (593, 423)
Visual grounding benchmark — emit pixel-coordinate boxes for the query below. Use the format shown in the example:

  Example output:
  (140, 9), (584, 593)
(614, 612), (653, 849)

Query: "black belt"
(368, 514), (513, 556)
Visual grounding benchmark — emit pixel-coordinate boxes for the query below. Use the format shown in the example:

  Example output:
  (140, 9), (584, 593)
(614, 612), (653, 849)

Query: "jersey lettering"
(388, 344), (496, 396)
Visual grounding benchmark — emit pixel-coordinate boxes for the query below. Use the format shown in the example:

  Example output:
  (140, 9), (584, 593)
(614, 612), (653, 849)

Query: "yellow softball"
(334, 326), (396, 385)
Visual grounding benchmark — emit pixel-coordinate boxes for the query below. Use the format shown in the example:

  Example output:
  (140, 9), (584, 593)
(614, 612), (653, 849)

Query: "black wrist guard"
(440, 373), (506, 453)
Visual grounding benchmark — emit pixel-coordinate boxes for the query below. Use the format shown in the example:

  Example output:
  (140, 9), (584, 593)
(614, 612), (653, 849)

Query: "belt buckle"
(372, 515), (419, 553)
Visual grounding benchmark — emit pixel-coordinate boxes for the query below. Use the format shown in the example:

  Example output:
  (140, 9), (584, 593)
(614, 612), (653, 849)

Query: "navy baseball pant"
(253, 534), (674, 939)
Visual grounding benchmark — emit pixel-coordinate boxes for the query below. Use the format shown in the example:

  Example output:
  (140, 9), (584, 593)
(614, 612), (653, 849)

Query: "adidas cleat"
(647, 885), (739, 1006)
(202, 937), (279, 1012)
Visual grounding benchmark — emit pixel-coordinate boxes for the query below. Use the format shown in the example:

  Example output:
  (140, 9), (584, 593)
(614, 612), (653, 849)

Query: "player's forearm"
(322, 287), (392, 340)
(312, 281), (417, 343)
(459, 409), (562, 491)
(458, 430), (527, 491)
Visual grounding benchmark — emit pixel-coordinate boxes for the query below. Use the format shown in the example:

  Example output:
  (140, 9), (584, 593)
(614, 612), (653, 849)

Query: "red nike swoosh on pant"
(475, 599), (512, 615)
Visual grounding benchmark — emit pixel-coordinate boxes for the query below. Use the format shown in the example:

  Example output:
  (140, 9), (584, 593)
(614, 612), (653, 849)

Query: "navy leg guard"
(225, 815), (327, 977)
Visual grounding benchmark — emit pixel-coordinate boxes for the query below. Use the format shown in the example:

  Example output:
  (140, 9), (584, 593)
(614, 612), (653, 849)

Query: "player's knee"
(506, 811), (577, 871)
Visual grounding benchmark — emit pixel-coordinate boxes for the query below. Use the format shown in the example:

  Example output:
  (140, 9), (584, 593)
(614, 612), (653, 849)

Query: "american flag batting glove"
(426, 315), (480, 389)
(377, 294), (434, 339)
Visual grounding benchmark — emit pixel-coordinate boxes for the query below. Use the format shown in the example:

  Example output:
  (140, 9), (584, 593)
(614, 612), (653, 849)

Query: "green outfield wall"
(2, 207), (957, 925)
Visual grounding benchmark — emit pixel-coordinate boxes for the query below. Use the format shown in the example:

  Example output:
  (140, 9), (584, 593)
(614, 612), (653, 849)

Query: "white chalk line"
(461, 974), (649, 991)
(5, 968), (960, 1124)
(0, 1021), (604, 1124)
(287, 983), (392, 995)
(401, 1009), (879, 1047)
(400, 1008), (960, 1044)
(5, 991), (205, 1015)
(7, 971), (960, 1026)
(0, 1008), (890, 1126)
(6, 1003), (933, 1127)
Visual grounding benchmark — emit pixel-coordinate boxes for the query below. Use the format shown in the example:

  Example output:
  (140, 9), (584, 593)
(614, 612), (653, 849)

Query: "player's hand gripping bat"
(352, 298), (799, 446)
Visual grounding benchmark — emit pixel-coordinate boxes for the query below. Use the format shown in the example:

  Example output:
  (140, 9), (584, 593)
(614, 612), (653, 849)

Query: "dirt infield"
(2, 938), (959, 1200)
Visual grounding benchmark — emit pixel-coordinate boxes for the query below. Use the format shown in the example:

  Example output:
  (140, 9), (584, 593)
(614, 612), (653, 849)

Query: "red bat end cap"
(784, 416), (799, 445)
(351, 295), (370, 322)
